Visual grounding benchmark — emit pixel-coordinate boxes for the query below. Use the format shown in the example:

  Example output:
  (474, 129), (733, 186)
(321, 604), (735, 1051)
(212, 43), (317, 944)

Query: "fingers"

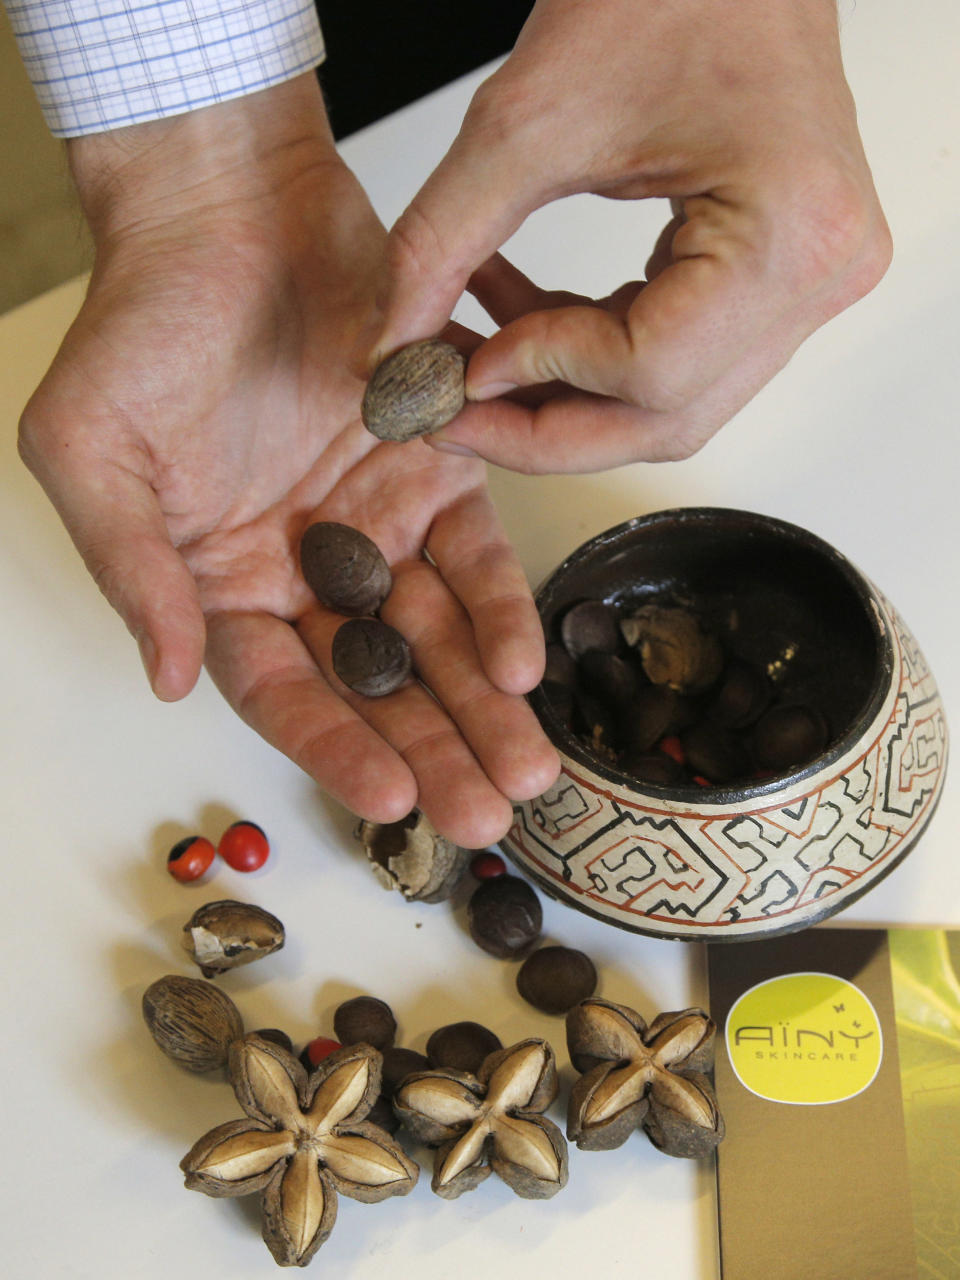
(426, 290), (824, 473)
(206, 588), (558, 850)
(382, 559), (558, 803)
(466, 211), (789, 409)
(297, 583), (557, 846)
(424, 479), (545, 696)
(205, 609), (420, 826)
(374, 98), (547, 360)
(18, 426), (205, 700)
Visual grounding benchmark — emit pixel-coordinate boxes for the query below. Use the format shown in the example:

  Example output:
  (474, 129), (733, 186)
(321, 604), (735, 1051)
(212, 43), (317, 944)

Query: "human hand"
(377, 0), (892, 471)
(17, 76), (558, 845)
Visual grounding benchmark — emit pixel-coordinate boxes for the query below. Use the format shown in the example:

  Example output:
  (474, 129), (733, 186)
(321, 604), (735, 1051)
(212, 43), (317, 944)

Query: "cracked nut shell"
(181, 900), (285, 977)
(362, 339), (466, 441)
(358, 810), (467, 902)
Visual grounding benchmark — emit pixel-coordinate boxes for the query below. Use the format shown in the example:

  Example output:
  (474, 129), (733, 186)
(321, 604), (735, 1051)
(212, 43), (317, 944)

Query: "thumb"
(465, 220), (792, 410)
(22, 436), (206, 700)
(375, 94), (550, 360)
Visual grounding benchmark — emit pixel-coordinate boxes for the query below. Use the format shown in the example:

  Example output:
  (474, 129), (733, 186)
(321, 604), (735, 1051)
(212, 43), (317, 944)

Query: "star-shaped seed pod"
(566, 998), (724, 1159)
(181, 1035), (418, 1267)
(393, 1038), (568, 1200)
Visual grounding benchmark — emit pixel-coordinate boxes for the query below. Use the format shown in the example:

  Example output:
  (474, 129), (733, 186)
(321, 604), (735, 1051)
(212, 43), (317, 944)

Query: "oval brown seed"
(560, 599), (621, 661)
(333, 995), (397, 1052)
(332, 618), (412, 697)
(517, 946), (598, 1015)
(362, 339), (466, 441)
(426, 1021), (503, 1075)
(467, 874), (543, 958)
(380, 1046), (431, 1096)
(300, 521), (392, 616)
(751, 703), (829, 772)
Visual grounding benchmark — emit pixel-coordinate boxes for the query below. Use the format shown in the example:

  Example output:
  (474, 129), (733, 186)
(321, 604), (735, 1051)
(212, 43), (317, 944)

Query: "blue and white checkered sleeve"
(3, 0), (326, 137)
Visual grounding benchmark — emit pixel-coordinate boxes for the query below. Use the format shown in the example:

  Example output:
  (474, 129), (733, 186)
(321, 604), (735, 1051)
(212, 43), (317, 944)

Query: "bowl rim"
(529, 505), (895, 805)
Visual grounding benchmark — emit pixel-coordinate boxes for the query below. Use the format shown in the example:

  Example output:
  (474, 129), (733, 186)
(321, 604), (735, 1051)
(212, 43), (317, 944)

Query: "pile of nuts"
(144, 971), (722, 1267)
(542, 598), (831, 787)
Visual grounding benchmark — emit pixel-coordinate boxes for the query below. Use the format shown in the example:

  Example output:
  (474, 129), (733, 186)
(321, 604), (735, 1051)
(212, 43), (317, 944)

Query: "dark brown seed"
(380, 1046), (431, 1096)
(299, 521), (392, 616)
(619, 750), (685, 786)
(619, 684), (690, 754)
(517, 946), (598, 1015)
(362, 339), (466, 441)
(579, 651), (638, 703)
(366, 1093), (401, 1134)
(468, 874), (543, 958)
(751, 703), (829, 772)
(540, 679), (575, 727)
(703, 659), (769, 729)
(333, 996), (397, 1051)
(332, 618), (412, 696)
(426, 1021), (503, 1074)
(560, 600), (621, 660)
(681, 722), (750, 784)
(573, 691), (619, 756)
(543, 642), (578, 687)
(252, 1028), (294, 1054)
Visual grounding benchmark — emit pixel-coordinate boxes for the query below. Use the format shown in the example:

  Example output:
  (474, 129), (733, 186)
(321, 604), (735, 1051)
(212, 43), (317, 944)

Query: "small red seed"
(658, 735), (687, 766)
(303, 1036), (341, 1068)
(470, 851), (507, 880)
(166, 835), (215, 883)
(692, 775), (712, 787)
(218, 821), (270, 872)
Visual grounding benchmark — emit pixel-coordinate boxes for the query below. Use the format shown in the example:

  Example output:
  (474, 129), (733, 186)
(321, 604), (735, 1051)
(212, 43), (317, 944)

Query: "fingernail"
(468, 380), (517, 402)
(429, 436), (478, 457)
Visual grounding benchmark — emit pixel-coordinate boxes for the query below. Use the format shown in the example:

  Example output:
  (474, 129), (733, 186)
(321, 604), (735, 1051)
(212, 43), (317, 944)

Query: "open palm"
(19, 151), (557, 846)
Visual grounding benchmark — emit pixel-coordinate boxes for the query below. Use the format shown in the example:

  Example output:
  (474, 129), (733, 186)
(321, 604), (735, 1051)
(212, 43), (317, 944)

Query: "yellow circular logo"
(725, 972), (883, 1105)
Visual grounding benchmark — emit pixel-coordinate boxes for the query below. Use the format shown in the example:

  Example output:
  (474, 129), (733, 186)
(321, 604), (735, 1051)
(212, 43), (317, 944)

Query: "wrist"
(67, 74), (336, 244)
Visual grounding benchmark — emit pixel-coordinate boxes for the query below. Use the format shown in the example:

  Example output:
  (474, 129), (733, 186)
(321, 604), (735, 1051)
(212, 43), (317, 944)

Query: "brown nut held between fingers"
(181, 900), (285, 977)
(332, 617), (412, 697)
(362, 339), (466, 441)
(299, 522), (392, 616)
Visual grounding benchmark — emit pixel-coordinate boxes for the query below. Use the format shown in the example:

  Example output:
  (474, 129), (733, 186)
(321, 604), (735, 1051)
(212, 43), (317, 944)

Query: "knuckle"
(388, 203), (446, 283)
(464, 71), (546, 155)
(790, 170), (892, 299)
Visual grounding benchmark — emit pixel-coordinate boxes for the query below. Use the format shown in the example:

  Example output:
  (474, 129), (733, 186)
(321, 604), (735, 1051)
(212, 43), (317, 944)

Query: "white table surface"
(2, 4), (959, 1275)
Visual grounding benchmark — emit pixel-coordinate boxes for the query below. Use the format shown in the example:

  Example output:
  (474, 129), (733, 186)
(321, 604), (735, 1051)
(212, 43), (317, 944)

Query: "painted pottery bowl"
(501, 508), (948, 941)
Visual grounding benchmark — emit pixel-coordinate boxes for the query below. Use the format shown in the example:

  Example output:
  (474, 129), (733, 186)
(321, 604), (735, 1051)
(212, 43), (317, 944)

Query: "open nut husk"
(357, 811), (467, 903)
(182, 900), (285, 977)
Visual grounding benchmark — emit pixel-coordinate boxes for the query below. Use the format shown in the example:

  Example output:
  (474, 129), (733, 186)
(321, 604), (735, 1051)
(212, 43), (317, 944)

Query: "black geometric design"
(505, 602), (948, 937)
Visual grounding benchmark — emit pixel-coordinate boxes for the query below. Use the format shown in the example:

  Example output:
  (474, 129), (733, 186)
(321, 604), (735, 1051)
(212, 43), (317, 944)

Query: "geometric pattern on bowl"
(503, 595), (948, 941)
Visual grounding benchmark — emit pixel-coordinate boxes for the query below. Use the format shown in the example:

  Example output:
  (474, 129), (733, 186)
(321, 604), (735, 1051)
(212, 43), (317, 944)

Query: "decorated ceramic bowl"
(501, 508), (948, 941)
